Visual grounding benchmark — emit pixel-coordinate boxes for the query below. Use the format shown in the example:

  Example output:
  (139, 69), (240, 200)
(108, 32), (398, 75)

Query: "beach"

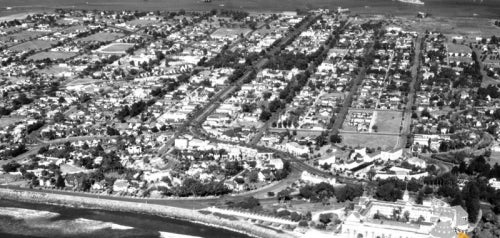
(0, 0), (499, 18)
(0, 188), (297, 238)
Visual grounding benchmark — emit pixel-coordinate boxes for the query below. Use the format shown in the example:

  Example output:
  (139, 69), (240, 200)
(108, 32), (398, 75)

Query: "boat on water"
(398, 0), (425, 5)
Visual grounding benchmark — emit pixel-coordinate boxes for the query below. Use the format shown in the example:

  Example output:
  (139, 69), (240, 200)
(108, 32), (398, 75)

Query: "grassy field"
(126, 19), (160, 27)
(373, 111), (402, 134)
(28, 51), (77, 61)
(9, 39), (56, 51)
(97, 43), (134, 53)
(80, 32), (124, 42)
(0, 31), (47, 45)
(0, 116), (23, 128)
(340, 133), (399, 150)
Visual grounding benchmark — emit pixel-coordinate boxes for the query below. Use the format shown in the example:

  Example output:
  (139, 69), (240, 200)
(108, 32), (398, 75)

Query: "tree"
(58, 96), (66, 103)
(226, 196), (260, 210)
(53, 112), (65, 123)
(259, 110), (272, 121)
(319, 213), (332, 225)
(416, 190), (425, 204)
(248, 170), (259, 183)
(277, 189), (292, 202)
(330, 134), (342, 143)
(451, 192), (464, 207)
(106, 126), (120, 136)
(290, 212), (301, 222)
(462, 181), (480, 223)
(55, 175), (65, 188)
(335, 184), (364, 202)
(2, 161), (21, 172)
(375, 180), (403, 202)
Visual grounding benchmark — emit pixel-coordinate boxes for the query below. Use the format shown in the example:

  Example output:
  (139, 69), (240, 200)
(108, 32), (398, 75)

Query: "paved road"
(331, 63), (368, 135)
(399, 35), (422, 149)
(160, 14), (322, 151)
(2, 136), (118, 165)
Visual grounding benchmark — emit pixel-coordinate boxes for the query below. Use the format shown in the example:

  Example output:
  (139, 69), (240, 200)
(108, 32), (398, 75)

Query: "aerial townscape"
(0, 2), (500, 238)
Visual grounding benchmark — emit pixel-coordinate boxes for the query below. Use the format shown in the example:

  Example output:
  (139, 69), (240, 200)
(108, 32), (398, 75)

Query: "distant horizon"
(1, 0), (500, 18)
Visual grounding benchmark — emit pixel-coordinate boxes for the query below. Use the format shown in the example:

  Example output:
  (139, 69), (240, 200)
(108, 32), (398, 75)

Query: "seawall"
(0, 188), (298, 238)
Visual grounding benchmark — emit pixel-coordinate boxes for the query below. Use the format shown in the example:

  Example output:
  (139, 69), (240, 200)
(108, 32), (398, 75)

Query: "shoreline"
(0, 188), (298, 238)
(0, 1), (499, 19)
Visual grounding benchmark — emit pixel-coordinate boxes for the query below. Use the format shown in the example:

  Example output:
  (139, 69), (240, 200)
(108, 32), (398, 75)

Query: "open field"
(28, 51), (77, 61)
(80, 32), (124, 42)
(0, 31), (48, 45)
(401, 16), (500, 37)
(0, 116), (23, 128)
(211, 28), (252, 38)
(340, 133), (399, 150)
(96, 42), (134, 54)
(126, 19), (160, 27)
(9, 39), (56, 51)
(373, 111), (402, 134)
(65, 78), (101, 86)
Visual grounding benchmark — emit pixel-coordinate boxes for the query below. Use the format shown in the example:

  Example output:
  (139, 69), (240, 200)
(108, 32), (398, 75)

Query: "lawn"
(372, 110), (403, 134)
(9, 39), (56, 51)
(340, 133), (400, 150)
(80, 32), (124, 42)
(28, 51), (77, 61)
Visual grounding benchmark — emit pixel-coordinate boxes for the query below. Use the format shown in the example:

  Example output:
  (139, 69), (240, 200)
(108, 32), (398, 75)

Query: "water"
(0, 0), (499, 18)
(0, 199), (251, 238)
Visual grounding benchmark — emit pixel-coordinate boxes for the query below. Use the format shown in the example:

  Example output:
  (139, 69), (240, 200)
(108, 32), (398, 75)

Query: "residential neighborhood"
(0, 6), (500, 238)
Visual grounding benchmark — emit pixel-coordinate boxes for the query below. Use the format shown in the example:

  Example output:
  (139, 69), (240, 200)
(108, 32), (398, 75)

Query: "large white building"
(341, 191), (469, 238)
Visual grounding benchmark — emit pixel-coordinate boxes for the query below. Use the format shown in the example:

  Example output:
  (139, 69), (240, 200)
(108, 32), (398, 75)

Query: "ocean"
(0, 199), (251, 238)
(0, 0), (499, 18)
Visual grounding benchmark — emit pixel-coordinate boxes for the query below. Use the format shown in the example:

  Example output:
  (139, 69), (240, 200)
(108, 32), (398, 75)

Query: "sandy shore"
(0, 188), (298, 238)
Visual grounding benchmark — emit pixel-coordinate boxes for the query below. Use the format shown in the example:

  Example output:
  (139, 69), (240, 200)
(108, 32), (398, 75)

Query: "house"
(300, 171), (336, 185)
(318, 155), (336, 167)
(407, 157), (427, 168)
(174, 138), (188, 149)
(113, 179), (130, 192)
(489, 178), (500, 190)
(269, 158), (284, 170)
(284, 142), (309, 156)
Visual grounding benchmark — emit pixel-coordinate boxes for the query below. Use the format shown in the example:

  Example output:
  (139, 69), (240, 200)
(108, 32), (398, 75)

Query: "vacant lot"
(28, 51), (77, 61)
(373, 110), (403, 134)
(340, 133), (399, 150)
(80, 32), (124, 42)
(9, 39), (56, 51)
